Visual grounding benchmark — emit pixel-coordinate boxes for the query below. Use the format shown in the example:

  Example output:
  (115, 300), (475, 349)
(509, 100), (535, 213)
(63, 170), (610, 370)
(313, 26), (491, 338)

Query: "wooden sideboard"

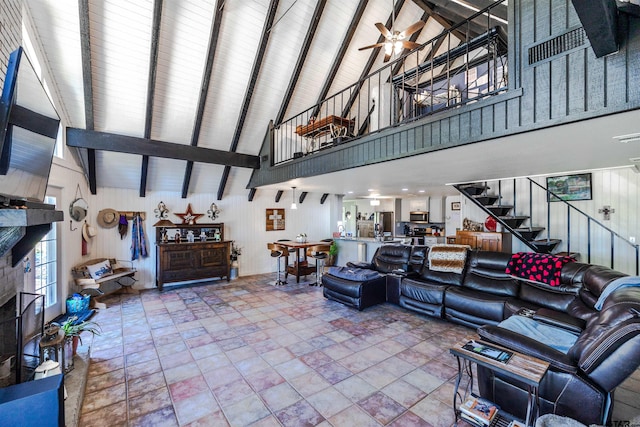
(455, 230), (512, 253)
(155, 223), (230, 290)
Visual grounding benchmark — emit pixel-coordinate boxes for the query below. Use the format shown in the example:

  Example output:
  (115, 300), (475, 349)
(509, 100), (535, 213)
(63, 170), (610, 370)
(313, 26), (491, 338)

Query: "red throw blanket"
(505, 252), (574, 287)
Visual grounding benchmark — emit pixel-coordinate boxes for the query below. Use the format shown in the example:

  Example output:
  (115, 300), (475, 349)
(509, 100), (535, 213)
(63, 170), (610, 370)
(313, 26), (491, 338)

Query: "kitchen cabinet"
(155, 223), (231, 290)
(409, 198), (428, 212)
(455, 230), (512, 253)
(429, 197), (445, 222)
(401, 197), (428, 221)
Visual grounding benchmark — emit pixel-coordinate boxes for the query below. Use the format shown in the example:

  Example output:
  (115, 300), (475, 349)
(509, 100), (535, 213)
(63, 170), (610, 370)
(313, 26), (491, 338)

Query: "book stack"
(459, 396), (499, 426)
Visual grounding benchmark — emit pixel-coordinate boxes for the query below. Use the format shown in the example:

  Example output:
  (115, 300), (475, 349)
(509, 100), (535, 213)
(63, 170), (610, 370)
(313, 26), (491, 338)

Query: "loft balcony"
(271, 22), (508, 165)
(248, 0), (640, 190)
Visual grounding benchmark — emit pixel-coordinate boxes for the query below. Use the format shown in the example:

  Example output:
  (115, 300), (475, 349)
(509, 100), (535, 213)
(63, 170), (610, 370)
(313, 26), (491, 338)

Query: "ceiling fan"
(359, 20), (425, 62)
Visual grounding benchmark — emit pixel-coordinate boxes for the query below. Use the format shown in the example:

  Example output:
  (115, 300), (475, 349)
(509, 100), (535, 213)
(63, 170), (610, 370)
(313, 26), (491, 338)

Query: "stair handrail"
(454, 179), (639, 275)
(527, 178), (639, 274)
(527, 178), (637, 249)
(453, 183), (541, 253)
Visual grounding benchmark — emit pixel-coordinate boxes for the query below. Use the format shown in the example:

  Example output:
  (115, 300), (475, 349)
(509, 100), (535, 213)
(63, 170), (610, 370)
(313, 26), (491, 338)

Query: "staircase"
(453, 178), (640, 275)
(455, 181), (561, 254)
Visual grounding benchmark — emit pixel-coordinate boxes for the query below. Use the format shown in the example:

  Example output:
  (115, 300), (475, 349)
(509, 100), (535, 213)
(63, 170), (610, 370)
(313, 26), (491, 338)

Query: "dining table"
(274, 241), (323, 283)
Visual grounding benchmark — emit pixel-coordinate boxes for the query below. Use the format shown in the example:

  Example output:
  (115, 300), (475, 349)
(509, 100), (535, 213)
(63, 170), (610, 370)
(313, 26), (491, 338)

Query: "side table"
(450, 337), (549, 427)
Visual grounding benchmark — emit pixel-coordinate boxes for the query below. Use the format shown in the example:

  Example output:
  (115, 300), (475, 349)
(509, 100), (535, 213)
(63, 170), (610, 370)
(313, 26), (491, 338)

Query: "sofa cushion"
(518, 281), (578, 313)
(371, 245), (412, 273)
(327, 266), (380, 281)
(445, 286), (506, 322)
(401, 277), (448, 306)
(497, 315), (580, 353)
(580, 265), (627, 298)
(463, 251), (519, 297)
(408, 246), (428, 273)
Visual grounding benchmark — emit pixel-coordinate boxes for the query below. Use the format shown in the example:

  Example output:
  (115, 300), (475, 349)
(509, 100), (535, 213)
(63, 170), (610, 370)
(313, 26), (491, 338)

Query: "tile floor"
(78, 274), (640, 427)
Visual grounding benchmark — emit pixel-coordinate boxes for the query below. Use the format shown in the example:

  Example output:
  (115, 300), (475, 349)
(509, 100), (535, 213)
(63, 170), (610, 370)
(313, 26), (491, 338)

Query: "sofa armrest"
(533, 308), (585, 334)
(346, 261), (373, 269)
(478, 325), (578, 373)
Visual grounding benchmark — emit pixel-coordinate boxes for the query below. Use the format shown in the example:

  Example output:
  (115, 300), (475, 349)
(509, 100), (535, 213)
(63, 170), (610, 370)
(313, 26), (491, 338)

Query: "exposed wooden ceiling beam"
(411, 0), (469, 41)
(182, 0), (226, 198)
(275, 190), (283, 202)
(311, 0), (369, 119)
(275, 0), (328, 124)
(248, 188), (257, 202)
(217, 0), (280, 201)
(140, 0), (163, 198)
(66, 128), (260, 169)
(341, 0), (406, 118)
(78, 0), (96, 194)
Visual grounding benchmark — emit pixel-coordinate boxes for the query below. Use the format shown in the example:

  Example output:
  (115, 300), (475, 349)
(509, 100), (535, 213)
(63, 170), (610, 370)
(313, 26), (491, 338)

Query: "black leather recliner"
(477, 285), (640, 425)
(322, 245), (412, 310)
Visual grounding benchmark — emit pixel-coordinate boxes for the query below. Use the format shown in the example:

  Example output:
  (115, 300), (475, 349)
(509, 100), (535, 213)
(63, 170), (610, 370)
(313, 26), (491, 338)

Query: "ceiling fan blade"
(399, 20), (425, 39)
(359, 42), (386, 51)
(401, 40), (421, 50)
(375, 22), (392, 39)
(383, 53), (392, 63)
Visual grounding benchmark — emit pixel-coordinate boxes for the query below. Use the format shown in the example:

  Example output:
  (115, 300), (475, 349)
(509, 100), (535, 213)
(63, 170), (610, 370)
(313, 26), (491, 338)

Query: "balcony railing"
(272, 0), (508, 165)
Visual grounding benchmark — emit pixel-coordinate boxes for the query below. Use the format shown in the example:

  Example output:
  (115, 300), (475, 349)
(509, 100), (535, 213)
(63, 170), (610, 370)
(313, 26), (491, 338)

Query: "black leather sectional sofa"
(321, 244), (640, 425)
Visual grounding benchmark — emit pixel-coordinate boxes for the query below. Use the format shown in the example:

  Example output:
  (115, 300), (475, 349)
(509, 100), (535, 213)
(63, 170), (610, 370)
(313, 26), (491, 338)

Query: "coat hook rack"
(70, 220), (77, 231)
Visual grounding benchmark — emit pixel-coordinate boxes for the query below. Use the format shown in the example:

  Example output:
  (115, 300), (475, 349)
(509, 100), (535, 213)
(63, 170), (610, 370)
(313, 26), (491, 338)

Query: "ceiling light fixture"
(613, 133), (640, 143)
(370, 198), (380, 206)
(290, 187), (297, 210)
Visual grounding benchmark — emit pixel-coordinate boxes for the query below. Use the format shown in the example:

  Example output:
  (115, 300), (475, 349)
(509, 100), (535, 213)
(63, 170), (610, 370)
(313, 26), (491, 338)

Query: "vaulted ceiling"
(25, 0), (508, 199)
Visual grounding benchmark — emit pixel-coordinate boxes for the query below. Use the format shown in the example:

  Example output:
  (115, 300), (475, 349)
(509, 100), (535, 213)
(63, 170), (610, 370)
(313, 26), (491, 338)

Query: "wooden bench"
(72, 258), (137, 309)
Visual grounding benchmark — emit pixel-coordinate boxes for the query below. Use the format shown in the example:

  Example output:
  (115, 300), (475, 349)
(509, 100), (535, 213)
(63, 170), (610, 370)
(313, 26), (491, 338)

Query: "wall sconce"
(154, 201), (169, 219)
(291, 187), (297, 210)
(207, 203), (220, 220)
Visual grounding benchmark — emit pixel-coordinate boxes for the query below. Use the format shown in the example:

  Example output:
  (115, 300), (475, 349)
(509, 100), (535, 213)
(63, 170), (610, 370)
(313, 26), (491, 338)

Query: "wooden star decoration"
(175, 203), (204, 225)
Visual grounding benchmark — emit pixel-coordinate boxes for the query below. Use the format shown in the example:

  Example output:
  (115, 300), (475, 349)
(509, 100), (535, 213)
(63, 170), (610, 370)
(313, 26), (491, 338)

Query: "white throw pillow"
(86, 260), (113, 280)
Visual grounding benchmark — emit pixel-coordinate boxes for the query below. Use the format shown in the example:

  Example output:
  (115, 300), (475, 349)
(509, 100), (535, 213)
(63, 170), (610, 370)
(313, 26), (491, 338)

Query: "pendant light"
(291, 187), (297, 210)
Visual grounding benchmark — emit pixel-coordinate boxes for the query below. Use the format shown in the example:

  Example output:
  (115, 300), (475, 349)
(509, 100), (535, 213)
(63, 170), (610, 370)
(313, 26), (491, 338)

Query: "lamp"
(153, 219), (175, 243)
(291, 187), (297, 210)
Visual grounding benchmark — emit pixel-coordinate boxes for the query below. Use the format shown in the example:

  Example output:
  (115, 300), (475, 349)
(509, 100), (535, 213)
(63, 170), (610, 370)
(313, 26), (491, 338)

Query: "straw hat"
(82, 222), (97, 241)
(97, 208), (119, 228)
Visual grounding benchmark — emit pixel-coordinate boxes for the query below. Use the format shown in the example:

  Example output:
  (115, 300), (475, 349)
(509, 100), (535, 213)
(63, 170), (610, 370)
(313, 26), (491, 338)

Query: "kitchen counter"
(334, 236), (448, 265)
(335, 238), (403, 265)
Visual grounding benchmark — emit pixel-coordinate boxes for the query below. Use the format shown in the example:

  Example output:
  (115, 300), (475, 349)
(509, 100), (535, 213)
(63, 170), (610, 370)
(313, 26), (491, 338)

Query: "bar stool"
(268, 243), (288, 285)
(308, 244), (331, 286)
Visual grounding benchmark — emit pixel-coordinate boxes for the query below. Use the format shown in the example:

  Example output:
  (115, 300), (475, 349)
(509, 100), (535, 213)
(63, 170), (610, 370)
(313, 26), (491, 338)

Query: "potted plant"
(296, 233), (308, 243)
(328, 241), (338, 266)
(59, 316), (101, 355)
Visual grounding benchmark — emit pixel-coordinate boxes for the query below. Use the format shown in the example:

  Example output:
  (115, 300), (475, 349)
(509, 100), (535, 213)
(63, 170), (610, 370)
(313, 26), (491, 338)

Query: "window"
(34, 196), (57, 308)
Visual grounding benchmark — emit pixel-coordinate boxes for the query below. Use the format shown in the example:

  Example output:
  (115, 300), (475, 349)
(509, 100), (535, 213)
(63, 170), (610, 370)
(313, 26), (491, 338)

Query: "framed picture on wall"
(266, 208), (285, 231)
(451, 202), (461, 211)
(546, 173), (592, 202)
